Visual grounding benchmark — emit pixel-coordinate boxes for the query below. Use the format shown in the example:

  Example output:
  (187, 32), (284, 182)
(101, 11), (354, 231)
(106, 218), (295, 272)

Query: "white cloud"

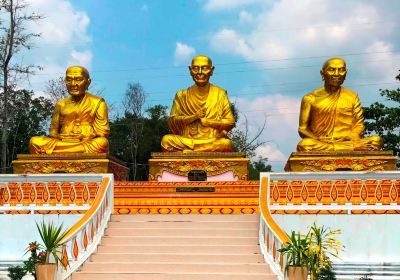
(207, 0), (400, 171)
(174, 42), (196, 66)
(239, 10), (254, 24)
(17, 0), (92, 93)
(28, 0), (90, 45)
(210, 29), (253, 58)
(204, 0), (261, 12)
(234, 94), (301, 170)
(70, 50), (93, 68)
(208, 0), (400, 76)
(254, 144), (286, 163)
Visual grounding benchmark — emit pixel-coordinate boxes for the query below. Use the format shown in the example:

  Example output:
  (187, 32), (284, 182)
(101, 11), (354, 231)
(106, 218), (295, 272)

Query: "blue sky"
(23, 0), (400, 171)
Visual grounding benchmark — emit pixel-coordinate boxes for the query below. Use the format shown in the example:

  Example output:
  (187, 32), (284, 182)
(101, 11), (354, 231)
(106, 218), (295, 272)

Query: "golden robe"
(161, 84), (235, 152)
(297, 87), (382, 151)
(29, 93), (109, 154)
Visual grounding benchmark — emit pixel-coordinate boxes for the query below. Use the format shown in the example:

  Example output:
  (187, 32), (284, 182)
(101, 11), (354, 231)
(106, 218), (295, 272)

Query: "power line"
(33, 50), (398, 77)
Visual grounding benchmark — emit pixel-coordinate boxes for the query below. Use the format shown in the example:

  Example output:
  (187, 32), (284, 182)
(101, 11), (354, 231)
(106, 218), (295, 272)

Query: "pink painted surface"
(157, 171), (238, 182)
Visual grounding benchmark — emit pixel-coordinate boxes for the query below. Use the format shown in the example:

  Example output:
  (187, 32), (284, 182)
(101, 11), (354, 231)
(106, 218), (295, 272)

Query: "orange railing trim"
(260, 176), (290, 244)
(61, 177), (110, 243)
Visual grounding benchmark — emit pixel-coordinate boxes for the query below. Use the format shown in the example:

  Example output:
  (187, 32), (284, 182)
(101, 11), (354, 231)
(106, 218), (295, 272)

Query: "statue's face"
(189, 56), (214, 87)
(65, 66), (91, 97)
(321, 58), (347, 87)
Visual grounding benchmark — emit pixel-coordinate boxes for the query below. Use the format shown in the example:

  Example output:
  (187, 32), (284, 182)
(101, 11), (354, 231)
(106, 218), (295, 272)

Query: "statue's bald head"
(189, 55), (215, 87)
(191, 55), (213, 67)
(66, 66), (90, 79)
(322, 58), (346, 72)
(321, 57), (347, 88)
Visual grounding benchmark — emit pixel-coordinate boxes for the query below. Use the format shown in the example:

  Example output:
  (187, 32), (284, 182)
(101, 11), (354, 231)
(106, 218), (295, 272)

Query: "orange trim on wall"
(259, 177), (290, 244)
(61, 177), (110, 243)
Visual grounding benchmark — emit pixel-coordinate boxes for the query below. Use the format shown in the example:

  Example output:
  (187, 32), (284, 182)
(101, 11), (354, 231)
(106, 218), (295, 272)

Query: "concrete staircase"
(71, 214), (277, 280)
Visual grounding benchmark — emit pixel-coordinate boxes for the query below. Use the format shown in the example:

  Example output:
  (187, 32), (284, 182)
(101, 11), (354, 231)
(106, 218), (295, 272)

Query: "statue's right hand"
(195, 109), (206, 119)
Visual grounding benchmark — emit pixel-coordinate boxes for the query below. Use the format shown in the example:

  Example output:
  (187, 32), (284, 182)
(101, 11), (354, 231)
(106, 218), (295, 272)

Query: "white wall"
(0, 214), (83, 261)
(273, 214), (400, 263)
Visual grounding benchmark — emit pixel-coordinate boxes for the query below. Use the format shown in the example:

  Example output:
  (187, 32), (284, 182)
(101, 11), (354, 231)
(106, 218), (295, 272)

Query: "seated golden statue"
(161, 55), (235, 152)
(29, 66), (109, 154)
(297, 57), (382, 152)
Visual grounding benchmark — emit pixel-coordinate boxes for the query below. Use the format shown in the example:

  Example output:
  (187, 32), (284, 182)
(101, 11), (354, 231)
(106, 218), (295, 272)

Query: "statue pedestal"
(149, 152), (249, 181)
(12, 153), (129, 181)
(285, 151), (397, 172)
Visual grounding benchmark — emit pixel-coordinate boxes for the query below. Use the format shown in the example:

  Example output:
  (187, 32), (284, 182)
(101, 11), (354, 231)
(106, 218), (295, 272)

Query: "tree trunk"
(1, 69), (8, 173)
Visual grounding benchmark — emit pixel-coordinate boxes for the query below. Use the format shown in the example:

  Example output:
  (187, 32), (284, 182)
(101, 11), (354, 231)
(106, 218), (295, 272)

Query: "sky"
(18, 0), (400, 171)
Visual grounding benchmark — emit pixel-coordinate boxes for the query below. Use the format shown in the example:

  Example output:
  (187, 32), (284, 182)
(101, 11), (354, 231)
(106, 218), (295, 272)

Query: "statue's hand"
(195, 108), (206, 119)
(200, 118), (209, 126)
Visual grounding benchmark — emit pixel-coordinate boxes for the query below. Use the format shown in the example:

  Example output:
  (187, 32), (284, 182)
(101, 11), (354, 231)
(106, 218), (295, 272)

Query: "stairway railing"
(0, 174), (102, 214)
(0, 174), (113, 280)
(259, 171), (400, 280)
(259, 176), (290, 280)
(58, 174), (113, 279)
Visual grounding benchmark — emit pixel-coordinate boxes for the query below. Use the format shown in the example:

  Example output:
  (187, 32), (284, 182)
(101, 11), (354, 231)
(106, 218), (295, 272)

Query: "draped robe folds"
(297, 87), (382, 151)
(161, 84), (235, 152)
(29, 93), (110, 154)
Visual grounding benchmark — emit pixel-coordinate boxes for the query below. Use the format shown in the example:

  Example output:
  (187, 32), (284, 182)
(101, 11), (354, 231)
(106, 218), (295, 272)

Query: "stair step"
(91, 253), (264, 263)
(72, 272), (277, 280)
(101, 236), (258, 245)
(71, 214), (271, 279)
(104, 228), (257, 237)
(79, 262), (270, 273)
(110, 214), (259, 222)
(107, 221), (259, 229)
(97, 245), (261, 254)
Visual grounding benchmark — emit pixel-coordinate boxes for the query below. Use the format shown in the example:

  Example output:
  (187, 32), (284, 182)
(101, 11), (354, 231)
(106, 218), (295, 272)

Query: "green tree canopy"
(109, 104), (169, 180)
(3, 89), (53, 171)
(363, 71), (400, 164)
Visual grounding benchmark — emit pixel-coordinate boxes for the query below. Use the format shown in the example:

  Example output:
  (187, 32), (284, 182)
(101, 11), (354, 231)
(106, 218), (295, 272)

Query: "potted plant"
(307, 223), (344, 280)
(24, 241), (46, 279)
(33, 220), (68, 280)
(278, 231), (310, 280)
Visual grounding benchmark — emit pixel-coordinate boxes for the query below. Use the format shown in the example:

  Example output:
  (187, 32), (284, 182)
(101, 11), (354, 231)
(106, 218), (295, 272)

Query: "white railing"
(0, 174), (101, 214)
(259, 171), (400, 280)
(58, 174), (113, 279)
(268, 171), (400, 214)
(0, 174), (113, 280)
(259, 176), (289, 280)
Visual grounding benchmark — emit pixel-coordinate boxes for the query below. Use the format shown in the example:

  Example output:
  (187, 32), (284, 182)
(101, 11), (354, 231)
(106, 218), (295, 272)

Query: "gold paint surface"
(285, 151), (397, 172)
(29, 66), (110, 155)
(161, 55), (235, 152)
(12, 153), (129, 180)
(297, 57), (382, 152)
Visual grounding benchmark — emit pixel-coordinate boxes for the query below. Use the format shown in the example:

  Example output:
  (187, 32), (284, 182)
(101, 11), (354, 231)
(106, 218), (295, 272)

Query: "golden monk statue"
(161, 55), (235, 152)
(297, 57), (382, 151)
(29, 66), (109, 154)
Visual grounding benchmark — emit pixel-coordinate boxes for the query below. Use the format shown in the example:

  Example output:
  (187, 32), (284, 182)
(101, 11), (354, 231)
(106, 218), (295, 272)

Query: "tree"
(229, 103), (267, 158)
(7, 89), (52, 169)
(363, 71), (400, 166)
(45, 76), (68, 104)
(123, 83), (146, 180)
(228, 103), (272, 178)
(0, 0), (42, 172)
(249, 156), (271, 180)
(109, 104), (169, 180)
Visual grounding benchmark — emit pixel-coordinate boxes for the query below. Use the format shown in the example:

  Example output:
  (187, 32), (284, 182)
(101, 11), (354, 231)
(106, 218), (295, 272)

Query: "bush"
(7, 265), (25, 280)
(317, 266), (336, 280)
